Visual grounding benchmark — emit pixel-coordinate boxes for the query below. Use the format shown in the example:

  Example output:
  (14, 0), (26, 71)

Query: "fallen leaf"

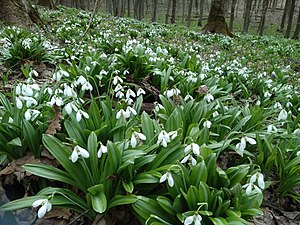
(43, 208), (71, 220)
(46, 105), (64, 135)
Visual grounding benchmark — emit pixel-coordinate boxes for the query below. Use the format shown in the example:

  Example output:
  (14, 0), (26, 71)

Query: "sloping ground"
(0, 6), (300, 225)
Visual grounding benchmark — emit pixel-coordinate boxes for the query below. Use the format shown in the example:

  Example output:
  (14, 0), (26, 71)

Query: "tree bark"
(171, 0), (177, 23)
(152, 0), (158, 21)
(284, 0), (296, 38)
(197, 0), (205, 26)
(127, 0), (131, 16)
(257, 0), (269, 36)
(202, 0), (233, 36)
(279, 0), (291, 31)
(165, 0), (172, 23)
(242, 0), (252, 33)
(292, 6), (300, 39)
(181, 0), (186, 24)
(229, 0), (238, 31)
(0, 0), (32, 26)
(186, 0), (193, 27)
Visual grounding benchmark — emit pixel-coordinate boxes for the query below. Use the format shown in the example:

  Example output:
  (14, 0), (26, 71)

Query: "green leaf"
(7, 137), (22, 147)
(210, 217), (228, 225)
(122, 181), (134, 193)
(23, 164), (77, 187)
(107, 195), (137, 209)
(89, 191), (107, 213)
(0, 196), (46, 211)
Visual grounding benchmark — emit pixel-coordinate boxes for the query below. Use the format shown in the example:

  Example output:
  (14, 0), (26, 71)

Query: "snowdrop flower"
(130, 131), (147, 148)
(76, 110), (89, 122)
(236, 136), (256, 156)
(21, 96), (38, 107)
(81, 81), (93, 91)
(185, 143), (200, 156)
(22, 84), (33, 96)
(137, 88), (146, 96)
(204, 93), (214, 102)
(85, 66), (91, 72)
(97, 143), (108, 158)
(116, 91), (125, 99)
(286, 102), (293, 108)
(250, 172), (265, 189)
(203, 120), (212, 129)
(184, 214), (202, 225)
(76, 76), (87, 85)
(274, 102), (282, 109)
(278, 109), (288, 121)
(154, 102), (164, 112)
(114, 84), (124, 92)
(116, 109), (130, 119)
(242, 182), (262, 195)
(212, 111), (219, 117)
(157, 130), (177, 147)
(49, 96), (63, 107)
(113, 76), (123, 85)
(44, 87), (53, 95)
(29, 69), (38, 77)
(24, 109), (40, 121)
(126, 89), (136, 99)
(181, 154), (197, 166)
(63, 85), (74, 97)
(184, 94), (194, 101)
(32, 199), (52, 218)
(16, 97), (23, 109)
(297, 151), (300, 157)
(8, 117), (14, 123)
(70, 145), (90, 163)
(64, 102), (78, 115)
(159, 171), (174, 187)
(267, 124), (277, 133)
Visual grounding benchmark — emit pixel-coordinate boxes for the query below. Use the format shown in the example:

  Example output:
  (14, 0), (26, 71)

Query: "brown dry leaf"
(43, 208), (71, 220)
(196, 85), (208, 94)
(46, 105), (64, 135)
(0, 165), (15, 175)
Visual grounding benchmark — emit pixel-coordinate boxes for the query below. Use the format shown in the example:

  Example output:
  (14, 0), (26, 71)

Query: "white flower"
(249, 172), (265, 189)
(97, 144), (108, 158)
(184, 214), (202, 225)
(113, 76), (123, 85)
(267, 124), (277, 133)
(278, 109), (288, 121)
(116, 91), (125, 99)
(184, 94), (193, 101)
(137, 88), (146, 96)
(204, 93), (214, 102)
(130, 131), (147, 148)
(50, 96), (63, 107)
(25, 109), (31, 121)
(16, 97), (23, 109)
(29, 69), (38, 77)
(184, 143), (200, 156)
(65, 103), (72, 114)
(81, 82), (93, 91)
(63, 85), (74, 97)
(159, 172), (174, 187)
(76, 76), (87, 85)
(154, 103), (164, 112)
(181, 154), (197, 166)
(70, 145), (90, 163)
(114, 84), (124, 92)
(297, 151), (300, 157)
(242, 182), (261, 195)
(32, 199), (52, 218)
(203, 120), (212, 129)
(76, 110), (89, 122)
(236, 136), (256, 156)
(126, 89), (136, 99)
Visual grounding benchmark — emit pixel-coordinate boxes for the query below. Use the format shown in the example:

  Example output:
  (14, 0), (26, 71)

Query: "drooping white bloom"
(130, 131), (147, 148)
(249, 172), (265, 189)
(204, 93), (214, 102)
(159, 171), (174, 187)
(81, 81), (93, 91)
(181, 154), (197, 166)
(137, 88), (146, 96)
(49, 96), (63, 107)
(203, 120), (212, 129)
(184, 143), (200, 156)
(70, 145), (90, 163)
(76, 110), (89, 122)
(97, 143), (108, 158)
(242, 182), (262, 195)
(126, 89), (136, 99)
(236, 136), (256, 155)
(16, 97), (23, 109)
(76, 76), (87, 85)
(278, 109), (288, 121)
(29, 69), (38, 77)
(113, 76), (123, 85)
(32, 199), (52, 218)
(184, 214), (202, 225)
(116, 109), (129, 119)
(157, 130), (177, 147)
(267, 124), (277, 133)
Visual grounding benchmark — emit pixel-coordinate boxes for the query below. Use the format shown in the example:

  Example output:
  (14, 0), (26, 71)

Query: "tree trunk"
(171, 0), (177, 23)
(186, 0), (193, 27)
(127, 0), (131, 16)
(202, 0), (233, 36)
(197, 0), (205, 26)
(152, 0), (158, 21)
(165, 0), (172, 23)
(182, 0), (186, 24)
(279, 0), (291, 32)
(229, 0), (238, 31)
(35, 0), (57, 9)
(284, 0), (296, 38)
(292, 6), (300, 39)
(257, 0), (269, 36)
(243, 0), (252, 33)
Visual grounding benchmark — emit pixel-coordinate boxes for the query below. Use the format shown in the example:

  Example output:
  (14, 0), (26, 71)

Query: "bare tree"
(279, 0), (291, 32)
(292, 6), (300, 39)
(243, 0), (252, 33)
(257, 0), (269, 35)
(229, 0), (238, 31)
(165, 0), (172, 23)
(152, 0), (158, 21)
(284, 0), (296, 38)
(197, 0), (205, 26)
(186, 0), (193, 27)
(202, 0), (233, 36)
(182, 0), (186, 23)
(171, 0), (177, 23)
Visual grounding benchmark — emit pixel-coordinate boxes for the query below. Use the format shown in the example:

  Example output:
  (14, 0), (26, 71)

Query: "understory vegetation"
(0, 6), (300, 225)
